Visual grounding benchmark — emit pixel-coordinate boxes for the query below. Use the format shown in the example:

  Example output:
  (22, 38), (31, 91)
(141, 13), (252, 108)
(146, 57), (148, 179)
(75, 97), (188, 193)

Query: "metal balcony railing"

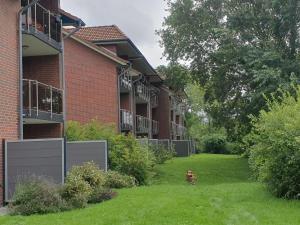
(170, 122), (177, 135)
(136, 115), (150, 134)
(22, 2), (61, 43)
(135, 82), (151, 102)
(151, 95), (159, 108)
(120, 109), (134, 131)
(170, 122), (187, 137)
(23, 79), (63, 122)
(152, 120), (159, 135)
(119, 73), (133, 91)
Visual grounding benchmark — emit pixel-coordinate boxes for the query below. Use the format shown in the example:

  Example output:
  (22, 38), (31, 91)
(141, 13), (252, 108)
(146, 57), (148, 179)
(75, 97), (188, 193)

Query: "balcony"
(135, 82), (150, 103)
(23, 79), (63, 124)
(170, 122), (187, 138)
(21, 2), (62, 56)
(120, 109), (134, 131)
(151, 95), (159, 108)
(152, 120), (159, 135)
(136, 115), (150, 134)
(119, 73), (133, 93)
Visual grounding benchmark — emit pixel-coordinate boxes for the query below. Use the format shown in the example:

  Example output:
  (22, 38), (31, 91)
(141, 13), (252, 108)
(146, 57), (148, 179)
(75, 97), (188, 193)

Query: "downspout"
(18, 0), (40, 140)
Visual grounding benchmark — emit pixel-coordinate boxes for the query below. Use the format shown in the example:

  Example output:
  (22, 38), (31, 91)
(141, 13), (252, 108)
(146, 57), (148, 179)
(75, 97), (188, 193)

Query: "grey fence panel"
(5, 139), (64, 201)
(137, 138), (149, 147)
(172, 140), (190, 157)
(149, 139), (159, 147)
(66, 141), (107, 172)
(158, 139), (170, 150)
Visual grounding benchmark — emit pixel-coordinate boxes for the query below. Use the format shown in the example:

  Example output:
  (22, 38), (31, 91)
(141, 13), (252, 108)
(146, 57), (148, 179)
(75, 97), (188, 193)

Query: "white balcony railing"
(135, 82), (151, 102)
(120, 73), (133, 91)
(136, 115), (150, 134)
(152, 120), (159, 135)
(170, 122), (187, 138)
(120, 109), (134, 131)
(151, 95), (159, 108)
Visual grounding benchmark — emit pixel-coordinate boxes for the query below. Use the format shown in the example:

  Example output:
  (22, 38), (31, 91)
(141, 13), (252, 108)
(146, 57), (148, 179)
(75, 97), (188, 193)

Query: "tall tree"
(158, 0), (300, 141)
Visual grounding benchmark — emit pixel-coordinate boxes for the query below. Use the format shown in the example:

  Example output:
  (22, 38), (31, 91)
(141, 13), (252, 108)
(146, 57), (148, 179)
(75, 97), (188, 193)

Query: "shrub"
(149, 144), (175, 164)
(247, 88), (300, 199)
(62, 162), (106, 208)
(61, 174), (92, 209)
(109, 134), (155, 185)
(66, 120), (116, 144)
(203, 134), (227, 154)
(89, 186), (116, 204)
(67, 162), (106, 188)
(104, 170), (136, 189)
(10, 178), (65, 215)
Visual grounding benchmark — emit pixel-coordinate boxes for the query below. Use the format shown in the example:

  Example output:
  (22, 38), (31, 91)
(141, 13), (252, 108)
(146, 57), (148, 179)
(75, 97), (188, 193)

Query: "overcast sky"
(61, 0), (169, 67)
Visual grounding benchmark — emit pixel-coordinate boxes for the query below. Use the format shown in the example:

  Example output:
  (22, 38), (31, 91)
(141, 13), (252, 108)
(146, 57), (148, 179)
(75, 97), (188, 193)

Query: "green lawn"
(1, 154), (300, 225)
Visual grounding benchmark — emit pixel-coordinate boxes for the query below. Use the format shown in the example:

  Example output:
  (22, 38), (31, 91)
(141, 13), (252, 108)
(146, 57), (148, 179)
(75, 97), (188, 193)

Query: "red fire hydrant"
(186, 170), (197, 185)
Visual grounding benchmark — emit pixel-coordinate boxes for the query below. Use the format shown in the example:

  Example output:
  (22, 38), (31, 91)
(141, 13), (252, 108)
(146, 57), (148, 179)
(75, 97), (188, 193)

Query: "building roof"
(62, 29), (128, 66)
(75, 25), (127, 42)
(73, 25), (163, 82)
(59, 8), (86, 27)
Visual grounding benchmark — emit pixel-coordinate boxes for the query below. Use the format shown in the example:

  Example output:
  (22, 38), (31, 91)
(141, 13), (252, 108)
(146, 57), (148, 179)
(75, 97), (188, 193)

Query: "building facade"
(0, 2), (188, 205)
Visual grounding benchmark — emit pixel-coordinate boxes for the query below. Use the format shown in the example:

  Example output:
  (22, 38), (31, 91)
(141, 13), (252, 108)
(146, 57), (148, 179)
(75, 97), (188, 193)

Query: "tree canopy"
(159, 0), (300, 141)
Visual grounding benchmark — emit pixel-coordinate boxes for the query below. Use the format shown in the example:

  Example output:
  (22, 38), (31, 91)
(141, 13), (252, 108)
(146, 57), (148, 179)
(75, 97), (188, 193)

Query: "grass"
(1, 154), (300, 225)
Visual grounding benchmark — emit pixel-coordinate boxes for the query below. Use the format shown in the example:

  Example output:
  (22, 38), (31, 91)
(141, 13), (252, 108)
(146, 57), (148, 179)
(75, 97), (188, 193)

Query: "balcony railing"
(170, 122), (187, 137)
(152, 120), (159, 135)
(151, 95), (159, 108)
(135, 82), (150, 102)
(120, 109), (134, 131)
(23, 79), (63, 122)
(22, 2), (61, 43)
(119, 73), (133, 91)
(136, 115), (150, 134)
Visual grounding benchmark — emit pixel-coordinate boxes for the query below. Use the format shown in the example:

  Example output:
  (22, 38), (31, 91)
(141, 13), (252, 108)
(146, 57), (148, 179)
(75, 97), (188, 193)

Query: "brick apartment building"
(73, 25), (187, 139)
(0, 1), (187, 205)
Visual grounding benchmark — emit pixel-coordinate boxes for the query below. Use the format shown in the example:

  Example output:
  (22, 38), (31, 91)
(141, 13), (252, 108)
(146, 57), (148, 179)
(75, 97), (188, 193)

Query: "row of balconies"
(120, 109), (159, 135)
(120, 75), (158, 107)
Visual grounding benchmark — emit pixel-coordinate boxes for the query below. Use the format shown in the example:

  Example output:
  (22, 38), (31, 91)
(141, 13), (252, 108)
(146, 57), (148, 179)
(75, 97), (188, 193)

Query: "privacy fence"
(4, 138), (107, 201)
(138, 138), (195, 157)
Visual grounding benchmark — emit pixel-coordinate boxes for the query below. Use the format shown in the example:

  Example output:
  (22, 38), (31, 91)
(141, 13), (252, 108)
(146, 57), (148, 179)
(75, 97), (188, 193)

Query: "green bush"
(61, 173), (92, 209)
(247, 88), (300, 199)
(203, 134), (227, 154)
(149, 144), (175, 164)
(10, 178), (66, 215)
(66, 120), (117, 144)
(110, 134), (155, 185)
(89, 186), (116, 204)
(104, 170), (136, 189)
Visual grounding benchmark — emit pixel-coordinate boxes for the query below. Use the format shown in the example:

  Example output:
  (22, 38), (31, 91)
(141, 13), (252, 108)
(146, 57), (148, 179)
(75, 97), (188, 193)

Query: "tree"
(156, 63), (190, 92)
(158, 0), (300, 141)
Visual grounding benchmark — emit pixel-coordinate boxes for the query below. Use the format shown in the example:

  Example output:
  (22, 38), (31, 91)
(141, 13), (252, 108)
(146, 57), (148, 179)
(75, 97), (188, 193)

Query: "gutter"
(18, 0), (40, 140)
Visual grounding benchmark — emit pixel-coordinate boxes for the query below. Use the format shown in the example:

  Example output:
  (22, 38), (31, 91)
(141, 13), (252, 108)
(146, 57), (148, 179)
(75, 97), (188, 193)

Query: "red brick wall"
(0, 0), (20, 205)
(23, 55), (60, 88)
(23, 124), (62, 139)
(157, 87), (171, 139)
(64, 38), (119, 126)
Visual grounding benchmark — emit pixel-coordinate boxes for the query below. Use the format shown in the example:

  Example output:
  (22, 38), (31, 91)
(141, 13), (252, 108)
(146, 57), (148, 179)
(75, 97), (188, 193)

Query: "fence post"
(2, 139), (5, 205)
(63, 137), (67, 179)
